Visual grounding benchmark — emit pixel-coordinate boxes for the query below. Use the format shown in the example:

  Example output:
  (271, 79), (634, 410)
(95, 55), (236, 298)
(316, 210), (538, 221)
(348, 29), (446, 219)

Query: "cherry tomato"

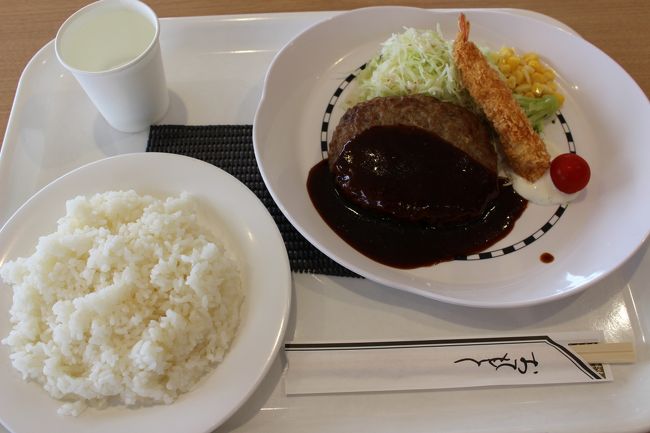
(550, 153), (591, 194)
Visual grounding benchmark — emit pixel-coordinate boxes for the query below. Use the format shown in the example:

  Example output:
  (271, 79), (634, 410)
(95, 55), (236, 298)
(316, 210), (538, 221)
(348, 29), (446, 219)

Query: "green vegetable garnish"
(349, 27), (472, 107)
(514, 93), (561, 132)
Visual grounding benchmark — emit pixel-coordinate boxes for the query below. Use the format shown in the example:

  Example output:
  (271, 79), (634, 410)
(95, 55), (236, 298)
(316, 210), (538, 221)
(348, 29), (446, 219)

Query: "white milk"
(58, 6), (155, 72)
(55, 0), (168, 132)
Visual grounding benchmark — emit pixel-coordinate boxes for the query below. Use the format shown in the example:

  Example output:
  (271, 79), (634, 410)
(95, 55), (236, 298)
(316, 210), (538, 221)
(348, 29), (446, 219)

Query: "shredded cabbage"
(349, 27), (472, 107)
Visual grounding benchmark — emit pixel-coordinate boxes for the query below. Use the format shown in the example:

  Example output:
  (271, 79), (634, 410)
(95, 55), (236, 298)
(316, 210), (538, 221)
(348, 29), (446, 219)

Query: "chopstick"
(570, 342), (636, 364)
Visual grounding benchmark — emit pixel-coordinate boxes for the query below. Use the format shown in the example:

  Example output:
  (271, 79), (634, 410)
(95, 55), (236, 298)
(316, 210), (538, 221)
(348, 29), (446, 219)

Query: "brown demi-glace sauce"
(540, 252), (555, 263)
(332, 125), (499, 225)
(307, 125), (528, 269)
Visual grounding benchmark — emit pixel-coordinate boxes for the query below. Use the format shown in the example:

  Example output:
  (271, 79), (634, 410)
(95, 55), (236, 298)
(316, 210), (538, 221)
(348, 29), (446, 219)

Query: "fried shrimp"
(453, 13), (550, 182)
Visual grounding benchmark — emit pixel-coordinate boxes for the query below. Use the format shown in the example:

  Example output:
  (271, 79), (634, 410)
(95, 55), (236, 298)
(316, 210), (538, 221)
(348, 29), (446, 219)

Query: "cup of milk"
(55, 0), (169, 132)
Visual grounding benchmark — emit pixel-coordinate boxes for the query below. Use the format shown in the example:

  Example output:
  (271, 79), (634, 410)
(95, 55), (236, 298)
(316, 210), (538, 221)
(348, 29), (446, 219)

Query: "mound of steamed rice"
(1, 190), (243, 416)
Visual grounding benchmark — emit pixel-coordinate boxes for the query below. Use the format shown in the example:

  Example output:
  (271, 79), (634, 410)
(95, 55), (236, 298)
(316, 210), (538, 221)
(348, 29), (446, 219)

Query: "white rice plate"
(1, 190), (243, 415)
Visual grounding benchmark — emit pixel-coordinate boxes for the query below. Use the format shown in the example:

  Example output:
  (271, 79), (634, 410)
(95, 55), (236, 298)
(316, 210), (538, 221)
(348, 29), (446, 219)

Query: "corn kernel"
(492, 46), (564, 106)
(516, 83), (531, 93)
(513, 69), (524, 84)
(528, 60), (542, 71)
(523, 53), (538, 62)
(532, 72), (546, 83)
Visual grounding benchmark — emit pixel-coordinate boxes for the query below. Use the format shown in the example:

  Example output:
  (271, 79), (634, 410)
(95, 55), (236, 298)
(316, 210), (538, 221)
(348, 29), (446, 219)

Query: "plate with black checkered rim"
(253, 6), (650, 307)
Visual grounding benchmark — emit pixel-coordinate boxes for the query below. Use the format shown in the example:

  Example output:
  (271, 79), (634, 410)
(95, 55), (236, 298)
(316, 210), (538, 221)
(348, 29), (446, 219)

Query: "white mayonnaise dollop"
(499, 140), (577, 206)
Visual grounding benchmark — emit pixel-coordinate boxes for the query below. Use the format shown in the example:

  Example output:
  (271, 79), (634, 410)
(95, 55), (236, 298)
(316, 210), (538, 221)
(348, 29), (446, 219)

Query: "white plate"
(253, 6), (650, 308)
(0, 152), (291, 433)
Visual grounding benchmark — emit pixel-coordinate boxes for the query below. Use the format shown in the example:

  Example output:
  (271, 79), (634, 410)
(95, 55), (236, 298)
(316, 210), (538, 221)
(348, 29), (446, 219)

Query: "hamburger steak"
(329, 94), (500, 225)
(328, 94), (497, 172)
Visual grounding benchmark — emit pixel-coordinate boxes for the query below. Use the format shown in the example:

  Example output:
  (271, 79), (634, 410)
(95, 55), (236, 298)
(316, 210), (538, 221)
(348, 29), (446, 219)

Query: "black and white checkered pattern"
(320, 64), (366, 156)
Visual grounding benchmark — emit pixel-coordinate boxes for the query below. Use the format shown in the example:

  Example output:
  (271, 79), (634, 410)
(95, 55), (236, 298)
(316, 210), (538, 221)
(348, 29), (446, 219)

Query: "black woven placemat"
(146, 124), (358, 277)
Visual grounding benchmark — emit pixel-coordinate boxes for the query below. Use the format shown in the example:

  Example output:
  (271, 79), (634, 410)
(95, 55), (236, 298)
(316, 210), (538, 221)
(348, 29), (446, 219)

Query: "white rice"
(1, 190), (243, 415)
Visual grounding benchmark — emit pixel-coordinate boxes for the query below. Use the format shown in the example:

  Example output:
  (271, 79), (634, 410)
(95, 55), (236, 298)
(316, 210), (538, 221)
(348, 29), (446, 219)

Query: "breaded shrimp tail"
(453, 13), (550, 182)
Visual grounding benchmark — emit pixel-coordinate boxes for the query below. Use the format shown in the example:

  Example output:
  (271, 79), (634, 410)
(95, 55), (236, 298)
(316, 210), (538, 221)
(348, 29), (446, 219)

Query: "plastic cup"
(55, 0), (169, 133)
